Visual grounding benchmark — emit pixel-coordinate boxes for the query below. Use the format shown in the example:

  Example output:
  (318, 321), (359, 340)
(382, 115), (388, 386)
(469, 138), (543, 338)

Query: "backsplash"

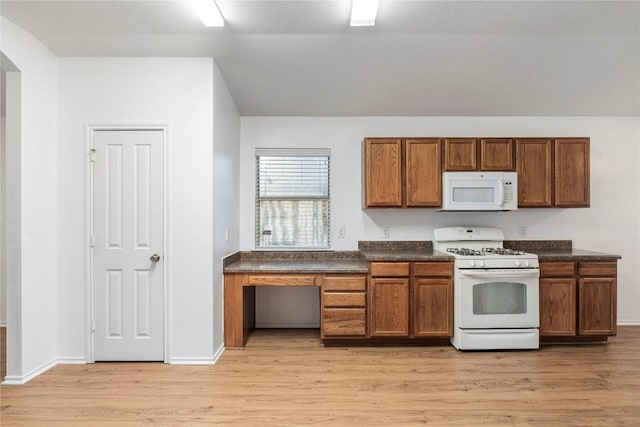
(358, 240), (433, 251)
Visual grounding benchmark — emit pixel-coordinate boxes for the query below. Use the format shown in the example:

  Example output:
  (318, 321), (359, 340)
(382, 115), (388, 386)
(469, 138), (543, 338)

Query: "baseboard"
(57, 357), (88, 364)
(618, 320), (640, 326)
(212, 343), (225, 364)
(0, 321), (6, 327)
(169, 356), (216, 365)
(2, 358), (57, 385)
(255, 322), (320, 328)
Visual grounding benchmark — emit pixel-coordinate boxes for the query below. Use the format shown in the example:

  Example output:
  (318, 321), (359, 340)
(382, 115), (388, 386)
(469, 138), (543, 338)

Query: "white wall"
(211, 64), (241, 351)
(1, 18), (58, 383)
(240, 117), (640, 325)
(57, 58), (224, 363)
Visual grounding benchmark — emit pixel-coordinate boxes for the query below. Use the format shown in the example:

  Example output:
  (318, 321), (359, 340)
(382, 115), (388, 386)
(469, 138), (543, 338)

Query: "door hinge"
(89, 148), (96, 162)
(90, 234), (95, 248)
(90, 319), (95, 333)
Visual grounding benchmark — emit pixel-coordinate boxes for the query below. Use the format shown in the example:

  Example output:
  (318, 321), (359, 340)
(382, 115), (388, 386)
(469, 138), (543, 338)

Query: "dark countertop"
(223, 251), (369, 274)
(223, 241), (621, 274)
(223, 259), (369, 274)
(504, 240), (621, 262)
(358, 249), (453, 262)
(526, 248), (621, 262)
(358, 240), (453, 262)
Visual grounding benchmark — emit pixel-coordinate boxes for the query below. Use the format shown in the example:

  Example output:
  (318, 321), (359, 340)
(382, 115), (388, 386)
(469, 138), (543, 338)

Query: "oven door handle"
(460, 269), (540, 278)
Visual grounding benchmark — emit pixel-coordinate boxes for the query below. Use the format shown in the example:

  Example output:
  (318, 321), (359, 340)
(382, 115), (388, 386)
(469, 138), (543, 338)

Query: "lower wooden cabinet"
(321, 275), (367, 338)
(540, 278), (576, 336)
(413, 278), (453, 337)
(370, 278), (409, 336)
(321, 264), (453, 341)
(579, 277), (616, 336)
(539, 261), (617, 340)
(369, 261), (453, 339)
(322, 308), (366, 337)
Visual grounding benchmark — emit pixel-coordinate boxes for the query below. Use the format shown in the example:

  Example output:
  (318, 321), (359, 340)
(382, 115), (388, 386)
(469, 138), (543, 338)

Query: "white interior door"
(93, 129), (164, 361)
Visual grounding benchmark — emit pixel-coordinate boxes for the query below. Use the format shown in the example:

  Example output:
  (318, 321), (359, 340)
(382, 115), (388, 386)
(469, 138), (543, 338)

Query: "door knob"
(150, 254), (161, 263)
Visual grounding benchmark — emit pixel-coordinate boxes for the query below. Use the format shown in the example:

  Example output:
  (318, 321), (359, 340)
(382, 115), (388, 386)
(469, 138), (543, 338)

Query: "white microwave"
(442, 172), (518, 211)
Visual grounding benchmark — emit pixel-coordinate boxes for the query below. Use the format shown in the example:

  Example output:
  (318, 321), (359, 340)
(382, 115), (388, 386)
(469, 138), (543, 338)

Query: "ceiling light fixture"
(350, 0), (380, 27)
(193, 0), (224, 27)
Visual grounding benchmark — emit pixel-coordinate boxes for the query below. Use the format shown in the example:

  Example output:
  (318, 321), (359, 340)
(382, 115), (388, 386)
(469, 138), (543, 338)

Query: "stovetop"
(433, 227), (539, 269)
(447, 247), (528, 257)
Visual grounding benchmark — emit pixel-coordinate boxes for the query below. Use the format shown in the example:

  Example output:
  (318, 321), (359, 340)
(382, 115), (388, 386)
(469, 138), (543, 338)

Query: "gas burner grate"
(447, 248), (484, 256)
(481, 247), (527, 256)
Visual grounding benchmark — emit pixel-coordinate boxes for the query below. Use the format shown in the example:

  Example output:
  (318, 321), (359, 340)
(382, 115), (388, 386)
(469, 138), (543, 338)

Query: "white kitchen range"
(433, 227), (540, 350)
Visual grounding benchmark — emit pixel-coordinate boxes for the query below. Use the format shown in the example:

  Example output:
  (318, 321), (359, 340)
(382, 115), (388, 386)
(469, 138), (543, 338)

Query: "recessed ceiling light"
(350, 0), (380, 27)
(193, 0), (224, 27)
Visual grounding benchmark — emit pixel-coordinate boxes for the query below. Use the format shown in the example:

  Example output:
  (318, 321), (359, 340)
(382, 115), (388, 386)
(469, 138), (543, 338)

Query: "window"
(256, 148), (330, 249)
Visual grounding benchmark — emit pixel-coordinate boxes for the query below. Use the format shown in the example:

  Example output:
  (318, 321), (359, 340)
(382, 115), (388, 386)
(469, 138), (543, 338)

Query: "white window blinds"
(256, 149), (330, 249)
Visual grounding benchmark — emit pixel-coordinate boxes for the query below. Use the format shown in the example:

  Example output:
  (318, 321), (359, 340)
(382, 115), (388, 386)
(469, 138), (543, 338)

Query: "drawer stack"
(321, 276), (367, 338)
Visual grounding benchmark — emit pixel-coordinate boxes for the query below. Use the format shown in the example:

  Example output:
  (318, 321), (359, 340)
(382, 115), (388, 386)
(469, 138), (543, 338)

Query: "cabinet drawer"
(323, 276), (366, 291)
(248, 275), (316, 286)
(322, 308), (366, 336)
(413, 262), (453, 277)
(540, 262), (575, 278)
(578, 262), (617, 277)
(324, 292), (365, 307)
(370, 262), (410, 277)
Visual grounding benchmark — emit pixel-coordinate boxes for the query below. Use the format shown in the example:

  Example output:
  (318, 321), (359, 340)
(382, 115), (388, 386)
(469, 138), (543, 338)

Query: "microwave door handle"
(461, 270), (540, 278)
(497, 180), (504, 206)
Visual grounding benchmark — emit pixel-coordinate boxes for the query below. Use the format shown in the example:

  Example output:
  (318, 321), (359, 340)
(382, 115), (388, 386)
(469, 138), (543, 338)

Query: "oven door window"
(472, 282), (527, 315)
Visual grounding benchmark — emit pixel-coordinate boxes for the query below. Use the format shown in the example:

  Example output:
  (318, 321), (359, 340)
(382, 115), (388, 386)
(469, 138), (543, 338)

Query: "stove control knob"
(523, 260), (530, 267)
(478, 260), (485, 268)
(469, 261), (476, 268)
(514, 260), (521, 267)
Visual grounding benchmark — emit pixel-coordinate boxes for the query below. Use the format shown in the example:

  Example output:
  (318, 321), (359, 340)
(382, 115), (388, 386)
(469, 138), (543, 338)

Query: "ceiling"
(1, 0), (639, 116)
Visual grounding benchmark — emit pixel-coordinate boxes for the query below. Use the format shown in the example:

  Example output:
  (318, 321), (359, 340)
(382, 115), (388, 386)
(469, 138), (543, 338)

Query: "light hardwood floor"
(2, 327), (639, 426)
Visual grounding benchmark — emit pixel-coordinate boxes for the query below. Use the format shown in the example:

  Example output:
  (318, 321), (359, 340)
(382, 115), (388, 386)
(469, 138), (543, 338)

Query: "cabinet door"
(405, 138), (441, 207)
(555, 138), (590, 207)
(579, 277), (616, 336)
(370, 278), (409, 336)
(444, 138), (477, 171)
(363, 139), (403, 207)
(539, 278), (576, 336)
(413, 278), (452, 337)
(480, 138), (514, 171)
(516, 139), (553, 207)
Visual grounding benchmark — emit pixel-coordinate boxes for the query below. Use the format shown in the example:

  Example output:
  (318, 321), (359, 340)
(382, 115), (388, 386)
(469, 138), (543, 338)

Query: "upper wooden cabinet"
(444, 138), (477, 171)
(516, 137), (590, 208)
(363, 138), (441, 208)
(555, 138), (590, 207)
(517, 138), (553, 207)
(363, 139), (403, 207)
(444, 138), (515, 171)
(363, 136), (589, 209)
(405, 139), (442, 207)
(480, 138), (515, 171)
